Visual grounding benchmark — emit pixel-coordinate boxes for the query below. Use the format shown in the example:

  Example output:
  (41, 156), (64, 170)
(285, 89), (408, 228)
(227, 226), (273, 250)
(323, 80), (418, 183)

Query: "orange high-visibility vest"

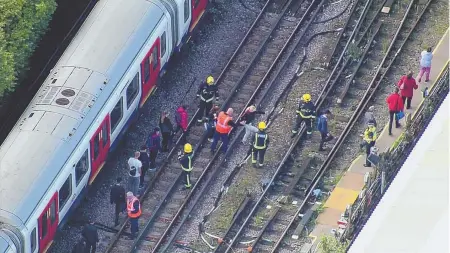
(127, 197), (142, 218)
(215, 112), (232, 134)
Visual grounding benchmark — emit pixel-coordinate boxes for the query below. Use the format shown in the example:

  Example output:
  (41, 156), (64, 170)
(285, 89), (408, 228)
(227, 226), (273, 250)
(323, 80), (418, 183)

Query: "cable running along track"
(215, 0), (432, 252)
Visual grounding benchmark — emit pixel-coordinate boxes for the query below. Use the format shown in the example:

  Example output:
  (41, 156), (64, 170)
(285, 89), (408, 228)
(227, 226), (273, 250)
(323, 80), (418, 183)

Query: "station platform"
(308, 28), (449, 247)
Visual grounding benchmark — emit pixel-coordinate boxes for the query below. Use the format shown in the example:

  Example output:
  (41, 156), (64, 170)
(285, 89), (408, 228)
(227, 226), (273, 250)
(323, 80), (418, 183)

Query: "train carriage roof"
(0, 0), (164, 223)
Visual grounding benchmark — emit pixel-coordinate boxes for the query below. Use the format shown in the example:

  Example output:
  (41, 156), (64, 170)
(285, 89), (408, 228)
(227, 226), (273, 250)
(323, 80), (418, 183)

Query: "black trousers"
(84, 242), (96, 253)
(388, 111), (400, 134)
(365, 141), (375, 166)
(252, 148), (266, 165)
(114, 203), (124, 226)
(149, 149), (158, 170)
(174, 125), (187, 144)
(140, 164), (149, 187)
(198, 100), (213, 121)
(161, 132), (172, 151)
(319, 132), (333, 150)
(292, 116), (313, 134)
(402, 96), (412, 109)
(182, 170), (191, 188)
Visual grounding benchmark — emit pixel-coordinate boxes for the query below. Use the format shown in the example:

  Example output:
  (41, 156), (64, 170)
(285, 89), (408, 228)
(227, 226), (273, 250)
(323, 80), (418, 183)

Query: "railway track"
(104, 0), (325, 252)
(210, 0), (433, 252)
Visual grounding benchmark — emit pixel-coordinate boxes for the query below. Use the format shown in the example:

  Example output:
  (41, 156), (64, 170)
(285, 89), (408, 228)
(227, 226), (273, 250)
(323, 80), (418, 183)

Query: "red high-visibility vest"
(127, 197), (142, 218)
(215, 112), (232, 134)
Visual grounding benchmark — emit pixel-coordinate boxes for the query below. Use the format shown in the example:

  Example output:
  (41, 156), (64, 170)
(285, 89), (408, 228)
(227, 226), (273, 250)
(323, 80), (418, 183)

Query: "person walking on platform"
(146, 128), (162, 172)
(138, 146), (150, 188)
(397, 71), (418, 110)
(386, 87), (404, 136)
(317, 109), (334, 151)
(205, 105), (220, 142)
(252, 122), (269, 168)
(110, 177), (126, 226)
(240, 105), (265, 145)
(362, 120), (377, 167)
(81, 221), (99, 253)
(211, 108), (242, 153)
(178, 143), (194, 189)
(160, 111), (174, 152)
(174, 105), (189, 143)
(291, 93), (316, 138)
(417, 47), (433, 83)
(126, 192), (141, 239)
(197, 75), (219, 124)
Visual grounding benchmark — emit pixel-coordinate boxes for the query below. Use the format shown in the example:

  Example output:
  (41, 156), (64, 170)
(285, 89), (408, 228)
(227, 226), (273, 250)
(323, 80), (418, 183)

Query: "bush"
(319, 235), (349, 253)
(0, 0), (57, 96)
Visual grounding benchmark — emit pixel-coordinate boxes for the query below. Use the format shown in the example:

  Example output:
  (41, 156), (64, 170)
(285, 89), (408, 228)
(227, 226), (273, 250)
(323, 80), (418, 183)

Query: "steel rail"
(270, 0), (429, 250)
(103, 0), (275, 251)
(153, 0), (324, 251)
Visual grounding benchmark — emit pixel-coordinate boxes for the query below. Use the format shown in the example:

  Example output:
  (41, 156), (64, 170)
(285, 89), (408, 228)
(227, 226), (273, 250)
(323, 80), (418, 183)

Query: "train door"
(38, 193), (58, 253)
(89, 116), (110, 184)
(191, 0), (207, 32)
(139, 39), (161, 107)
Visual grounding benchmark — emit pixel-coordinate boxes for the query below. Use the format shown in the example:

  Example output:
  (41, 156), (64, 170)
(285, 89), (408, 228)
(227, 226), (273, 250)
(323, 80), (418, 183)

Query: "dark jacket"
(159, 117), (174, 133)
(178, 153), (193, 172)
(139, 151), (150, 168)
(296, 101), (316, 118)
(397, 75), (418, 98)
(71, 240), (85, 253)
(82, 224), (99, 245)
(317, 115), (328, 134)
(240, 110), (265, 124)
(197, 82), (219, 102)
(131, 199), (140, 215)
(146, 132), (162, 152)
(110, 184), (126, 205)
(253, 130), (269, 149)
(175, 106), (188, 130)
(386, 93), (404, 111)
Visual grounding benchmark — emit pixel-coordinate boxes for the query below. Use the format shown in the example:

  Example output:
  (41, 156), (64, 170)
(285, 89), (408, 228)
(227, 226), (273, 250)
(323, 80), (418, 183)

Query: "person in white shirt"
(127, 151), (142, 196)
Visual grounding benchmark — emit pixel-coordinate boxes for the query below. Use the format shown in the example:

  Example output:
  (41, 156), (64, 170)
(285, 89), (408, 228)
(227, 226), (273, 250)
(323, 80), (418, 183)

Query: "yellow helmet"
(258, 121), (266, 130)
(184, 143), (193, 153)
(206, 75), (214, 85)
(302, 93), (311, 102)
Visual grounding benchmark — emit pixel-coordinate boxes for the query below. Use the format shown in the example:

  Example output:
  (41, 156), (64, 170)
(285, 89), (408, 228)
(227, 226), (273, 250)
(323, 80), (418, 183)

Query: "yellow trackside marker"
(324, 187), (359, 212)
(89, 161), (106, 185)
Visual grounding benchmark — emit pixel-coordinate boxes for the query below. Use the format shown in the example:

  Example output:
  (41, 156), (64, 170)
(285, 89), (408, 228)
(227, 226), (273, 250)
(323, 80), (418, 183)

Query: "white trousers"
(243, 123), (259, 144)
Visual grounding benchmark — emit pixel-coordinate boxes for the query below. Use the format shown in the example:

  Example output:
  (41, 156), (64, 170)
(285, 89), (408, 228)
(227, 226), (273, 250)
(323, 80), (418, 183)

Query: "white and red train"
(0, 0), (208, 252)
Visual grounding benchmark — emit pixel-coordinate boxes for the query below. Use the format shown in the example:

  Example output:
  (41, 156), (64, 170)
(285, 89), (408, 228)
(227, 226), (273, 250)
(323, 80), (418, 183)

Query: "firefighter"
(252, 121), (269, 168)
(291, 93), (316, 138)
(362, 120), (377, 167)
(178, 143), (194, 189)
(126, 192), (141, 239)
(196, 75), (219, 123)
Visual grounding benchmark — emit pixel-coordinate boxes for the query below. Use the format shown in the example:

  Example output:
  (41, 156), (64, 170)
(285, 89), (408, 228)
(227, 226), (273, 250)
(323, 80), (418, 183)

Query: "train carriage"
(0, 0), (208, 252)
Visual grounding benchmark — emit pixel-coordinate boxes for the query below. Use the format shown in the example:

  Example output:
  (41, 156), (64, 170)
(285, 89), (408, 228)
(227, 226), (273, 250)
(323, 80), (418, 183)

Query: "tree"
(319, 235), (349, 253)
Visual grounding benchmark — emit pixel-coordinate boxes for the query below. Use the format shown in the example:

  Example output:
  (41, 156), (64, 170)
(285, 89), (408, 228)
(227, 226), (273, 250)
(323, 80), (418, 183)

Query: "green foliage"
(0, 0), (57, 96)
(319, 235), (349, 253)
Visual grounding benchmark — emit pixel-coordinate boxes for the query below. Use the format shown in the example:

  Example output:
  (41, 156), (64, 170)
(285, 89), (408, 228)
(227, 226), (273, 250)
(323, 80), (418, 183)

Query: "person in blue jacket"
(317, 109), (334, 151)
(146, 127), (162, 171)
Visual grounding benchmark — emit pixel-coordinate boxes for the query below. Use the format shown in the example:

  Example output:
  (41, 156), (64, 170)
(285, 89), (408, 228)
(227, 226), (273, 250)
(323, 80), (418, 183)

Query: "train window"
(161, 32), (166, 57)
(143, 58), (150, 83)
(111, 97), (123, 133)
(93, 134), (100, 160)
(126, 74), (139, 109)
(75, 150), (89, 186)
(184, 0), (190, 22)
(102, 121), (108, 146)
(151, 46), (158, 70)
(30, 228), (36, 252)
(41, 212), (48, 237)
(59, 174), (72, 211)
(50, 200), (56, 224)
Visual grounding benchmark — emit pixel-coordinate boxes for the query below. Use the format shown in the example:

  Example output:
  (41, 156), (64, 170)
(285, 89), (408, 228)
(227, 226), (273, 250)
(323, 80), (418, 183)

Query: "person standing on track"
(160, 111), (174, 152)
(386, 87), (404, 135)
(397, 71), (418, 110)
(126, 192), (141, 240)
(252, 122), (269, 168)
(291, 93), (316, 138)
(317, 109), (334, 151)
(178, 143), (194, 189)
(81, 221), (99, 253)
(211, 108), (242, 154)
(205, 105), (220, 142)
(196, 75), (219, 124)
(138, 146), (150, 189)
(240, 105), (265, 145)
(174, 105), (189, 143)
(127, 151), (142, 196)
(110, 177), (126, 226)
(146, 128), (162, 172)
(361, 120), (377, 167)
(417, 47), (433, 83)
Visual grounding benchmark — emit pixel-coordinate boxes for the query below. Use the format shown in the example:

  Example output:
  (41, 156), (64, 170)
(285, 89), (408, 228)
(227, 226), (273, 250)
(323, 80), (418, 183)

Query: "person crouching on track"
(240, 105), (265, 145)
(126, 192), (141, 240)
(252, 122), (269, 168)
(211, 108), (242, 154)
(178, 143), (194, 189)
(175, 105), (189, 144)
(317, 109), (334, 151)
(146, 127), (162, 172)
(291, 93), (316, 138)
(197, 75), (219, 124)
(204, 105), (220, 142)
(361, 120), (377, 167)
